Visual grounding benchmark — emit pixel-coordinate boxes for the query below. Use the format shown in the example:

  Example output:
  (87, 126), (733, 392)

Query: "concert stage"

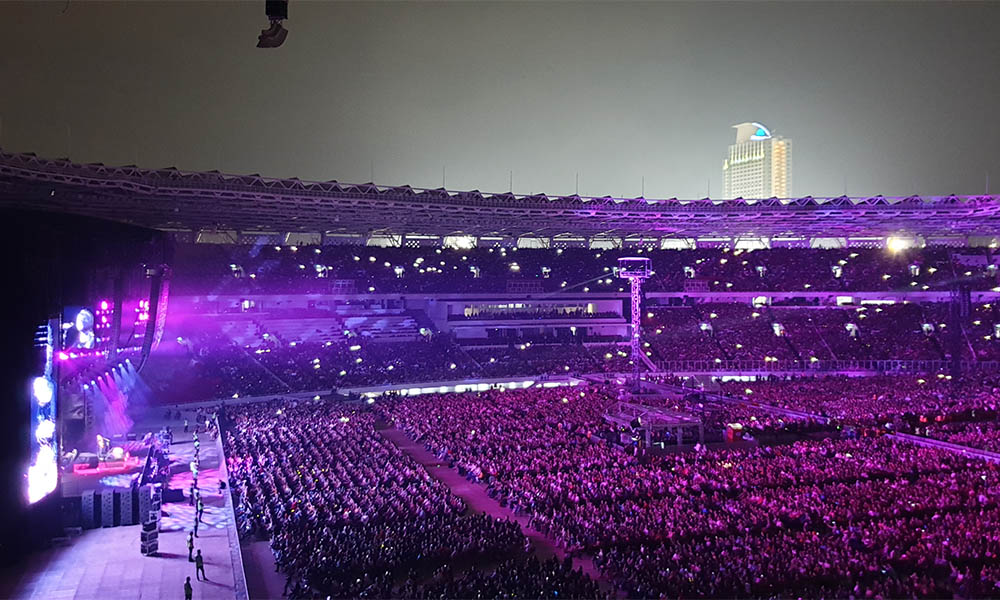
(0, 411), (246, 600)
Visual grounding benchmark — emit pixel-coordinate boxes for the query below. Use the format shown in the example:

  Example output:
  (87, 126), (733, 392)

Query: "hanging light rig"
(617, 257), (651, 393)
(258, 0), (289, 48)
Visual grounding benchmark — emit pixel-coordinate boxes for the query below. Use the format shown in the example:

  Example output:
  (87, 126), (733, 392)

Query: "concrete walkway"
(378, 425), (615, 593)
(241, 540), (286, 600)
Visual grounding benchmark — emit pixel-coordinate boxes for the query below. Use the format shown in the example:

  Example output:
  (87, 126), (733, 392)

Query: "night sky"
(1, 1), (998, 199)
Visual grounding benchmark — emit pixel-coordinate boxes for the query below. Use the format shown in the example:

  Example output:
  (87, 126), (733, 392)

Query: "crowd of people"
(152, 241), (1000, 598)
(398, 555), (602, 599)
(926, 420), (1000, 452)
(642, 302), (982, 365)
(254, 337), (478, 389)
(467, 344), (600, 377)
(222, 399), (602, 598)
(720, 375), (1000, 429)
(374, 385), (1000, 598)
(166, 331), (643, 398)
(156, 239), (1000, 597)
(150, 237), (1000, 401)
(152, 296), (1000, 402)
(172, 243), (999, 295)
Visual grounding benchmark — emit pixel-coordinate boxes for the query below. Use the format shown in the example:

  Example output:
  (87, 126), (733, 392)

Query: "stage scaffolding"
(603, 401), (704, 447)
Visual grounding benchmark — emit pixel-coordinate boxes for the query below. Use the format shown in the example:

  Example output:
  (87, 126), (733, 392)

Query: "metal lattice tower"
(617, 257), (651, 392)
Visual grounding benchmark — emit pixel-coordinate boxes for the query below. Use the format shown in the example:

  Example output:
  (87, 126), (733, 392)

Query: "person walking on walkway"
(195, 549), (206, 581)
(197, 497), (205, 523)
(187, 531), (194, 561)
(193, 511), (200, 538)
(184, 576), (193, 600)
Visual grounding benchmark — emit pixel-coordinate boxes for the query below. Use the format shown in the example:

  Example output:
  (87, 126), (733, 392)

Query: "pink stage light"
(100, 300), (109, 311)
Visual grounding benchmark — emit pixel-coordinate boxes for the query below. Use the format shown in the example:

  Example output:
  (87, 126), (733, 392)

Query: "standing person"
(184, 576), (193, 600)
(193, 510), (200, 538)
(195, 549), (206, 581)
(197, 497), (204, 523)
(187, 531), (194, 561)
(183, 418), (189, 433)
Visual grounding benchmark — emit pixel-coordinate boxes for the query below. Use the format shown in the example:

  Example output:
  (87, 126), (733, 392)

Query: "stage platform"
(1, 516), (238, 600)
(1, 411), (246, 600)
(60, 417), (178, 497)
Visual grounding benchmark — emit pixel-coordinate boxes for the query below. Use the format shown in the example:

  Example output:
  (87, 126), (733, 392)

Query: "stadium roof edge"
(1, 148), (998, 239)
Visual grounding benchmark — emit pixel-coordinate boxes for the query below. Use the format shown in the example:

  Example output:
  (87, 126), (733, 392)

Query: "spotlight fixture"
(257, 0), (288, 48)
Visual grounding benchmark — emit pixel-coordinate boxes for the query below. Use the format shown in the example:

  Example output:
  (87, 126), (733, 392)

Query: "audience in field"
(223, 400), (602, 598)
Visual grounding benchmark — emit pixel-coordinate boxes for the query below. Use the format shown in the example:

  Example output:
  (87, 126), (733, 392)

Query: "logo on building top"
(749, 122), (771, 140)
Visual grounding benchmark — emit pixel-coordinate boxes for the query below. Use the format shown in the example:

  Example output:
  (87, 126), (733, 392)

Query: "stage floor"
(3, 411), (243, 600)
(3, 518), (238, 600)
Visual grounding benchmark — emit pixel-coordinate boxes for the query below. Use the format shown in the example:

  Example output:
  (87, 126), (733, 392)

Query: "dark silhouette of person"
(195, 549), (206, 581)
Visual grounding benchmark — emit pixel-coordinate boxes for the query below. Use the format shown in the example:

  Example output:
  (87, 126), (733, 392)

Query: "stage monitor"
(26, 319), (59, 504)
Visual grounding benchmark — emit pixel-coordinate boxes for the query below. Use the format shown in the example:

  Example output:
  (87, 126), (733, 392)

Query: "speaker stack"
(77, 487), (143, 528)
(101, 489), (115, 527)
(80, 490), (96, 529)
(138, 483), (162, 556)
(120, 487), (137, 525)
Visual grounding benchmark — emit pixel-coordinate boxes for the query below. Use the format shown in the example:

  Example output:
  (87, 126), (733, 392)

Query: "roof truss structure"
(2, 150), (999, 239)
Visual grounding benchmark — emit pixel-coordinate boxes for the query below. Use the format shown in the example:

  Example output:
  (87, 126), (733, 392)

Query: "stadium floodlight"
(257, 0), (289, 48)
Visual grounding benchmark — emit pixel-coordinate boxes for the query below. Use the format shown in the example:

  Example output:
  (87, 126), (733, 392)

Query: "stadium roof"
(2, 149), (999, 240)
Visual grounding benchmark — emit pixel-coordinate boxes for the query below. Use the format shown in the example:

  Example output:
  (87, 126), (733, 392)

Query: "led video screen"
(62, 306), (96, 350)
(27, 320), (58, 504)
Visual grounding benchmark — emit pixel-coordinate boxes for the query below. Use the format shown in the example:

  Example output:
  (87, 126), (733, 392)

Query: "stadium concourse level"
(370, 385), (1000, 598)
(171, 244), (1000, 295)
(222, 400), (603, 599)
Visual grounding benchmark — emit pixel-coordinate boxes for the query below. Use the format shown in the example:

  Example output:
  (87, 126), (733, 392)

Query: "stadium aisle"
(377, 425), (613, 592)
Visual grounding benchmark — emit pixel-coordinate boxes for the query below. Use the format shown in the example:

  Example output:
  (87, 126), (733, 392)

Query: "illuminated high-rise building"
(722, 122), (792, 199)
